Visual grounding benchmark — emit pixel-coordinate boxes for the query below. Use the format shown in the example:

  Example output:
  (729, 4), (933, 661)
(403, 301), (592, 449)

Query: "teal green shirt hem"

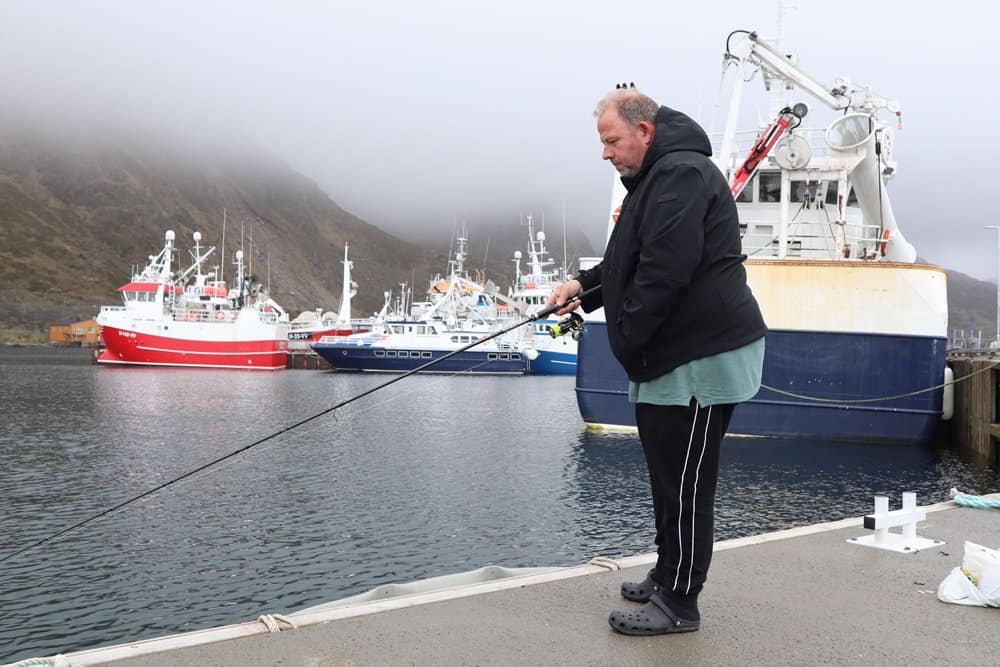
(628, 337), (765, 407)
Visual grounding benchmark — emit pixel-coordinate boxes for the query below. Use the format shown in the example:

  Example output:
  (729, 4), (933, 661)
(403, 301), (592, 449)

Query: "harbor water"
(2, 347), (999, 663)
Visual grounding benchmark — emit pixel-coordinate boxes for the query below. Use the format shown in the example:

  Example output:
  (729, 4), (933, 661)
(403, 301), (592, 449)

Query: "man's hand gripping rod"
(532, 284), (598, 319)
(535, 285), (599, 341)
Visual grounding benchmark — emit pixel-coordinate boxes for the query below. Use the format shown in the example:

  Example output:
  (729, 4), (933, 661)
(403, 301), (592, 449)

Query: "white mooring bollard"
(847, 492), (945, 553)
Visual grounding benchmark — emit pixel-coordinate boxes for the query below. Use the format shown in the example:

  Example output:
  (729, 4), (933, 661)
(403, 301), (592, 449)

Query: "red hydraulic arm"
(729, 106), (801, 199)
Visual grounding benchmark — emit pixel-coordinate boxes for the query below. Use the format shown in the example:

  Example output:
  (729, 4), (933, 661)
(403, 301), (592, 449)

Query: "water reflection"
(562, 431), (653, 557)
(1, 348), (998, 663)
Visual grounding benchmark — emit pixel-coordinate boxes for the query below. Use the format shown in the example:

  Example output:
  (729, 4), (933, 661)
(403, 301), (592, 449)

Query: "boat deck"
(55, 497), (998, 666)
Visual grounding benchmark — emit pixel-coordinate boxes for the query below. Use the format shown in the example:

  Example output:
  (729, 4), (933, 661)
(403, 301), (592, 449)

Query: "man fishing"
(547, 87), (766, 635)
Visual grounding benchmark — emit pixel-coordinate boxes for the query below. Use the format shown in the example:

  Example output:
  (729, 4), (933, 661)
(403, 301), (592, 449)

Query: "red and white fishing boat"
(287, 244), (370, 350)
(96, 230), (289, 369)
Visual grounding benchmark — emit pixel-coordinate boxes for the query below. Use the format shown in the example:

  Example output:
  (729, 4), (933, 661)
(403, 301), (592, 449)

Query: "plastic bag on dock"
(937, 541), (1000, 607)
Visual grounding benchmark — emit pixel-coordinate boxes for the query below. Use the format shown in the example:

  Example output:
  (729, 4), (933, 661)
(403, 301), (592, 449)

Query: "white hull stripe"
(97, 359), (284, 370)
(136, 346), (282, 357)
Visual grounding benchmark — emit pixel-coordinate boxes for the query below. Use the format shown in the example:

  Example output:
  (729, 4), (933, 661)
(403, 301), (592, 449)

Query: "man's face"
(598, 108), (653, 178)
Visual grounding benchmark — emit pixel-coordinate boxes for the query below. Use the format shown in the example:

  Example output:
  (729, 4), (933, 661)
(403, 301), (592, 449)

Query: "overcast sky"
(2, 1), (996, 278)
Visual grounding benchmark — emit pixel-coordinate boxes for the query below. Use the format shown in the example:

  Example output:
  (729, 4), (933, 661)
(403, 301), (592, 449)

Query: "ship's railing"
(172, 308), (230, 323)
(318, 335), (371, 346)
(741, 220), (886, 260)
(711, 127), (831, 168)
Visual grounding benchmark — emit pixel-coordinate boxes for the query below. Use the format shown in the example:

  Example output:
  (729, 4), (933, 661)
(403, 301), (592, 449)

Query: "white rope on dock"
(5, 655), (72, 667)
(951, 487), (1000, 509)
(587, 556), (622, 571)
(257, 613), (298, 633)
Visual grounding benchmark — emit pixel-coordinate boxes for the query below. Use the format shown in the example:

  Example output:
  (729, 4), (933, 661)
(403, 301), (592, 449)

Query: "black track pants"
(635, 400), (735, 600)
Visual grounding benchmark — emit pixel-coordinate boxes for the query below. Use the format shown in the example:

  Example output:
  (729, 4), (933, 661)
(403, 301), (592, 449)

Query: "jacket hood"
(624, 106), (713, 188)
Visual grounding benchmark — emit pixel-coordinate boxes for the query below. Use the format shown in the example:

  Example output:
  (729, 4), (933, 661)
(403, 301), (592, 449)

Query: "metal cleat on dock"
(847, 492), (945, 553)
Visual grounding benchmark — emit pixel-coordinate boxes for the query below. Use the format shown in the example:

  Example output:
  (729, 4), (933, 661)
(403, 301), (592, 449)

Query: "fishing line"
(139, 356), (501, 509)
(200, 356), (500, 479)
(1, 288), (596, 567)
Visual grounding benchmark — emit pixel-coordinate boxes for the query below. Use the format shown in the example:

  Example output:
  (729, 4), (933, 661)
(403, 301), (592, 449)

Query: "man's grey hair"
(594, 89), (659, 126)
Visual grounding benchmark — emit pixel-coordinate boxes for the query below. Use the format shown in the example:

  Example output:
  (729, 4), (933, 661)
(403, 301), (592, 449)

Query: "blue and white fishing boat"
(314, 233), (535, 375)
(312, 319), (531, 375)
(509, 214), (577, 375)
(574, 29), (951, 443)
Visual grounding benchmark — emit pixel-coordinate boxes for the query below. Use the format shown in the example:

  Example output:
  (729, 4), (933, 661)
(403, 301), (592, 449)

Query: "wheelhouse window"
(790, 180), (806, 203)
(758, 173), (781, 202)
(735, 175), (754, 202)
(826, 180), (858, 206)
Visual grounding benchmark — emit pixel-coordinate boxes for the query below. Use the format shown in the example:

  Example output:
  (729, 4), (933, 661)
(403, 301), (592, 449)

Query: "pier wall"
(948, 356), (1000, 463)
(286, 352), (332, 370)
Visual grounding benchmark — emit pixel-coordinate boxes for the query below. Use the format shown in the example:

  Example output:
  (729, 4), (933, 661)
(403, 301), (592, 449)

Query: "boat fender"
(880, 228), (891, 256)
(215, 311), (225, 321)
(942, 365), (954, 420)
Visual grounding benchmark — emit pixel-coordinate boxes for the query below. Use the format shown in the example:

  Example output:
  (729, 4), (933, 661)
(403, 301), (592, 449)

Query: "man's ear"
(637, 120), (655, 146)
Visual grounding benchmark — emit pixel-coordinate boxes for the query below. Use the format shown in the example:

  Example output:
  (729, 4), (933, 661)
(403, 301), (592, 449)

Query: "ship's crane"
(719, 30), (914, 263)
(725, 31), (849, 111)
(719, 30), (902, 172)
(729, 104), (804, 199)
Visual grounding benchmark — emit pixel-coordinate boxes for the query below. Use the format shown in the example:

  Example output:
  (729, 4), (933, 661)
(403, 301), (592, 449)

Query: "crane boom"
(728, 32), (848, 111)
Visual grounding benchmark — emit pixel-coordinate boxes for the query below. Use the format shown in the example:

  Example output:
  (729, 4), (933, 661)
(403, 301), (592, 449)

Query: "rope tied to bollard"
(951, 488), (1000, 510)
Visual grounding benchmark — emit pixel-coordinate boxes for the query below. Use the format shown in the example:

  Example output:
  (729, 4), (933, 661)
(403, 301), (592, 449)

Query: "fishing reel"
(547, 312), (585, 341)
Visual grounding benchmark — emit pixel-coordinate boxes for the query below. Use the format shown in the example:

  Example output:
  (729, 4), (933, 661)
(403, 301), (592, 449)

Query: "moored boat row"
(95, 221), (576, 376)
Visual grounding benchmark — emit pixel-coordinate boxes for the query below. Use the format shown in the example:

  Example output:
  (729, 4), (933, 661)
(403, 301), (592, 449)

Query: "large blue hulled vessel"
(574, 30), (950, 443)
(577, 261), (949, 442)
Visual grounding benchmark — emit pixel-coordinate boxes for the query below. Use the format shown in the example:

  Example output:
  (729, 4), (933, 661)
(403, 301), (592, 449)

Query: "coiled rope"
(257, 613), (297, 633)
(951, 487), (1000, 510)
(760, 361), (1000, 404)
(587, 556), (622, 571)
(4, 655), (71, 667)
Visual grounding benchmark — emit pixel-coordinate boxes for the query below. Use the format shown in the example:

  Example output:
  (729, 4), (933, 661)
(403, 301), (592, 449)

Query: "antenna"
(562, 200), (568, 279)
(221, 208), (227, 284)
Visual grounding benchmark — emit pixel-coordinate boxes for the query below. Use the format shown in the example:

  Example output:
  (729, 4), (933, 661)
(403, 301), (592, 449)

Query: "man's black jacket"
(576, 105), (766, 382)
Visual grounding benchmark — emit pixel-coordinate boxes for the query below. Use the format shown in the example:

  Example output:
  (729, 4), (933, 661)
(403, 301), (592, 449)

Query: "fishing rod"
(0, 285), (599, 567)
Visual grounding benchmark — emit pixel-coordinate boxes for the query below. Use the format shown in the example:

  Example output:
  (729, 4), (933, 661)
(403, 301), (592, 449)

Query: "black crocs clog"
(608, 593), (700, 636)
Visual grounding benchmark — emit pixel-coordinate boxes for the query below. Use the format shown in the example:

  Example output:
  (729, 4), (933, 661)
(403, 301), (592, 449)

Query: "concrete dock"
(36, 498), (1000, 666)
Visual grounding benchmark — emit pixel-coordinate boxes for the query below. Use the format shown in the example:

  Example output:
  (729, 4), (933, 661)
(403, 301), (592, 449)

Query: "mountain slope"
(0, 125), (595, 340)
